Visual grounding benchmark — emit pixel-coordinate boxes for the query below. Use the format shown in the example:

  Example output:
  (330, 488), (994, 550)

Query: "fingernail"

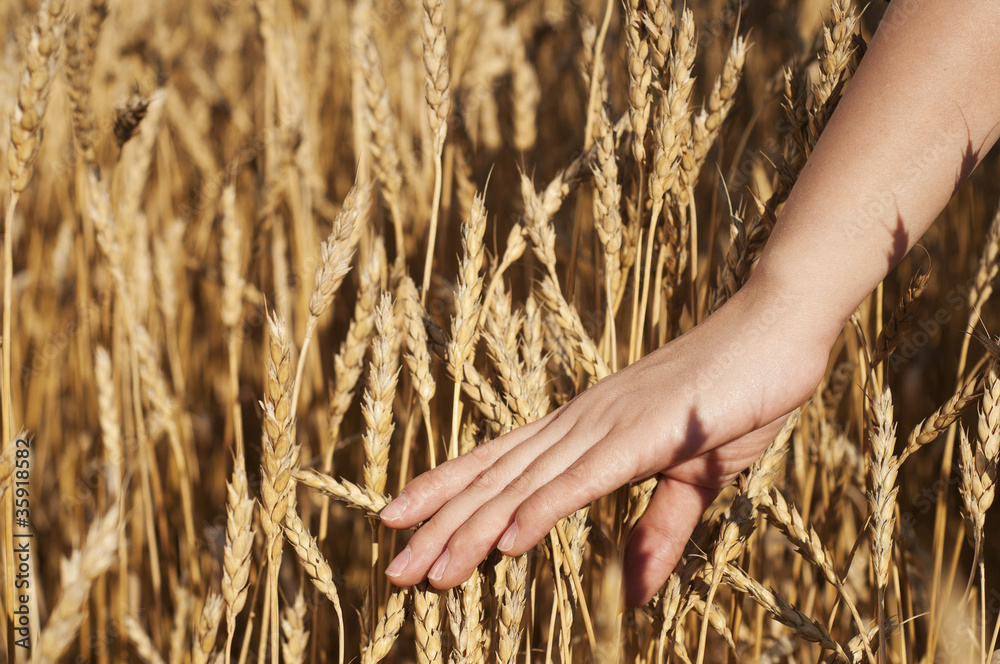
(385, 547), (410, 578)
(428, 550), (450, 581)
(381, 493), (408, 521)
(498, 522), (518, 553)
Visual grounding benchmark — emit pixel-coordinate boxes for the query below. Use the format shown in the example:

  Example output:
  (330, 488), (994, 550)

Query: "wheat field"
(0, 0), (998, 662)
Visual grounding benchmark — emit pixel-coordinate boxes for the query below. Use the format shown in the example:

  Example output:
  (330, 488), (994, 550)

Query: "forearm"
(749, 0), (1000, 342)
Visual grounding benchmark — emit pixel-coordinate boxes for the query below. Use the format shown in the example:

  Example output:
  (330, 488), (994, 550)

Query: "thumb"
(622, 476), (719, 608)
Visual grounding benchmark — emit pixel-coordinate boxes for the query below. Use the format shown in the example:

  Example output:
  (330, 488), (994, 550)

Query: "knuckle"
(469, 438), (504, 465)
(406, 469), (443, 503)
(469, 468), (502, 495)
(505, 470), (535, 496)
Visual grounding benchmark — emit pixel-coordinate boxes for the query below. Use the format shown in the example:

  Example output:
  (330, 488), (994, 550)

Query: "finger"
(622, 477), (718, 607)
(381, 405), (568, 529)
(496, 426), (641, 559)
(621, 414), (790, 607)
(417, 419), (612, 588)
(384, 410), (580, 587)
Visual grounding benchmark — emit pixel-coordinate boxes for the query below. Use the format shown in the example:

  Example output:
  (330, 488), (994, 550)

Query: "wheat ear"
(361, 589), (408, 664)
(873, 269), (929, 364)
(711, 562), (850, 661)
(696, 411), (799, 664)
(192, 593), (225, 664)
(449, 571), (485, 663)
(762, 488), (873, 661)
(125, 615), (167, 664)
(292, 182), (366, 409)
(31, 505), (120, 664)
(959, 356), (1000, 628)
(280, 590), (309, 664)
(223, 452), (255, 663)
(623, 0), (651, 164)
(902, 368), (981, 462)
(867, 384), (899, 657)
(355, 3), (407, 260)
(447, 193), (487, 458)
(400, 276), (438, 467)
(414, 585), (443, 664)
(294, 468), (389, 515)
(419, 0), (452, 303)
(261, 310), (299, 664)
(283, 507), (345, 664)
(362, 294), (399, 496)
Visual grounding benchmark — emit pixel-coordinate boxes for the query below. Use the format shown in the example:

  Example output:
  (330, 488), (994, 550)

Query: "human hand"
(380, 276), (834, 606)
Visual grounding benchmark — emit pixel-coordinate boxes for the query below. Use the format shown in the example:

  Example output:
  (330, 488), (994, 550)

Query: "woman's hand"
(380, 272), (836, 606)
(378, 0), (1000, 604)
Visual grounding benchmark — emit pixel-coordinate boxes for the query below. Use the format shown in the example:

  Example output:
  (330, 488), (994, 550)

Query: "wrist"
(739, 250), (850, 353)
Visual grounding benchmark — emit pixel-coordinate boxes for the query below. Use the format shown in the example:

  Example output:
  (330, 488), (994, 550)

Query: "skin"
(382, 0), (1000, 607)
